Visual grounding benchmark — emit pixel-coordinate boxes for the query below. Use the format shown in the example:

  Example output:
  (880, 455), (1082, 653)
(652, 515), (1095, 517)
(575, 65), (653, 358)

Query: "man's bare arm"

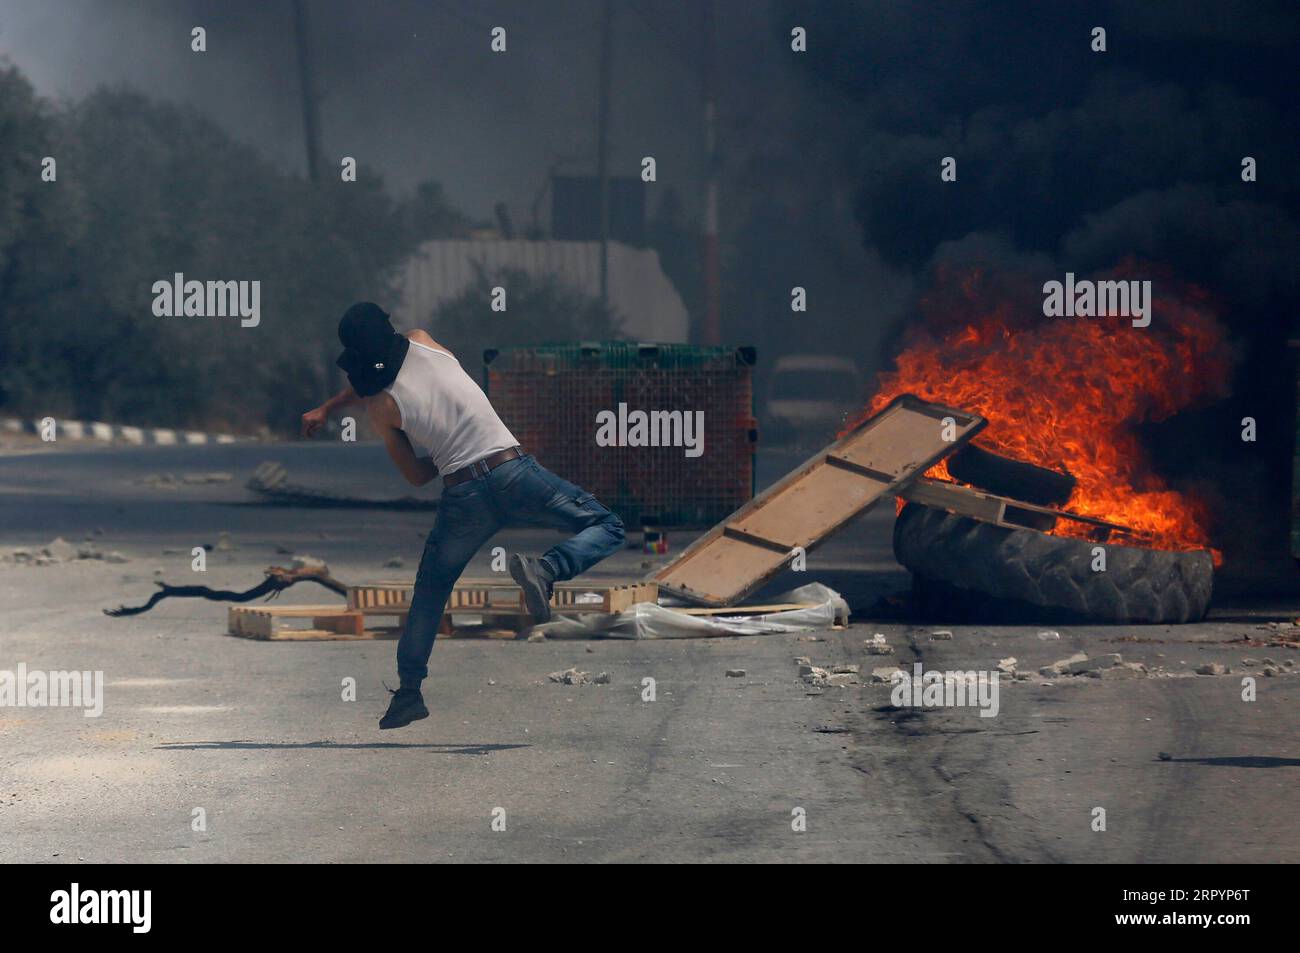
(368, 395), (439, 486)
(301, 385), (361, 437)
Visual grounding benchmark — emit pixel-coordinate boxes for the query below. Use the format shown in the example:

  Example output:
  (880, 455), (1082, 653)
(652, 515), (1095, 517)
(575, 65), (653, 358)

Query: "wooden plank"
(899, 477), (1132, 535)
(652, 395), (986, 605)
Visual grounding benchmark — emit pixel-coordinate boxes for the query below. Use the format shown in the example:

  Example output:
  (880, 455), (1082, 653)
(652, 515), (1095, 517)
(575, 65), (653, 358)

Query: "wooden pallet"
(347, 578), (659, 616)
(227, 605), (397, 641)
(652, 394), (986, 605)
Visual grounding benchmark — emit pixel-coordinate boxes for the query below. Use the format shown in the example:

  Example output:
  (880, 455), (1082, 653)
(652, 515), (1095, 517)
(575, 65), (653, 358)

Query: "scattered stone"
(793, 656), (811, 666)
(725, 669), (746, 678)
(1040, 652), (1089, 677)
(865, 632), (893, 654)
(1100, 661), (1148, 680)
(797, 635), (822, 642)
(800, 664), (830, 684)
(1195, 663), (1228, 676)
(104, 551), (130, 564)
(1263, 667), (1278, 677)
(1242, 658), (1259, 667)
(290, 555), (327, 571)
(139, 472), (179, 488)
(826, 673), (858, 687)
(77, 544), (102, 560)
(813, 724), (850, 734)
(870, 666), (904, 683)
(1067, 653), (1122, 676)
(1037, 630), (1061, 641)
(43, 537), (77, 561)
(526, 632), (547, 643)
(996, 657), (1017, 675)
(929, 630), (953, 641)
(1285, 660), (1295, 669)
(383, 556), (404, 569)
(214, 532), (233, 552)
(831, 663), (860, 675)
(591, 672), (611, 685)
(548, 668), (590, 686)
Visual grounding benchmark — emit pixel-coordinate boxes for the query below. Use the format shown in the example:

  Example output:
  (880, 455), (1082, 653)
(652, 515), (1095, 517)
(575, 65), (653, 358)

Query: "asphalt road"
(0, 440), (1296, 862)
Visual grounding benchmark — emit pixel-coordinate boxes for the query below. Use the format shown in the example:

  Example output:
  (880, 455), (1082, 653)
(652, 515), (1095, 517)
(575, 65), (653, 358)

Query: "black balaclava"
(335, 302), (410, 396)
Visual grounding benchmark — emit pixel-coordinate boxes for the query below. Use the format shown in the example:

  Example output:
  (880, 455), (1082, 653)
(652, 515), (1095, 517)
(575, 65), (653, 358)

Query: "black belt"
(442, 447), (523, 488)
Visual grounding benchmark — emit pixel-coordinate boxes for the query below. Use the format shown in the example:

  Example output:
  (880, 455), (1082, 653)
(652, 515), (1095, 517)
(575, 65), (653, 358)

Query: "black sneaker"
(379, 687), (428, 730)
(510, 553), (555, 623)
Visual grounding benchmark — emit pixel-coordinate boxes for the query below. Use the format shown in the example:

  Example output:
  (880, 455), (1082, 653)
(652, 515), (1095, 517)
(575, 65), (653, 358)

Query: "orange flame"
(846, 266), (1231, 558)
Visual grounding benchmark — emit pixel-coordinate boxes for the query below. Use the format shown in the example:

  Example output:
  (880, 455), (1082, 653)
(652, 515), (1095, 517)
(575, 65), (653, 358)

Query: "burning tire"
(894, 502), (1213, 624)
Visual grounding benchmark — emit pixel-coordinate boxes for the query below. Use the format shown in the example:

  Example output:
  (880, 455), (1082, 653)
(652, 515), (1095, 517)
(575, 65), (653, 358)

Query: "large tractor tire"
(893, 503), (1214, 624)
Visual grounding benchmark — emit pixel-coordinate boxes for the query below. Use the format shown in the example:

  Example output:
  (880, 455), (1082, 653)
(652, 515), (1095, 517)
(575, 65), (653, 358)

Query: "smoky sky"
(0, 0), (761, 220)
(2, 0), (1297, 367)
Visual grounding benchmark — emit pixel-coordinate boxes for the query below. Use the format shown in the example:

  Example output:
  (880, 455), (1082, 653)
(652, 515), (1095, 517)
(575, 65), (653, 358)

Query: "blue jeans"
(397, 454), (625, 688)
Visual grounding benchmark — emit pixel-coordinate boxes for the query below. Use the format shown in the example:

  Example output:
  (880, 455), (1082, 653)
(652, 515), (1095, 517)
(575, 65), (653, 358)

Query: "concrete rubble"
(797, 656), (862, 687)
(548, 668), (610, 686)
(865, 633), (893, 654)
(1036, 652), (1153, 680)
(1, 536), (130, 566)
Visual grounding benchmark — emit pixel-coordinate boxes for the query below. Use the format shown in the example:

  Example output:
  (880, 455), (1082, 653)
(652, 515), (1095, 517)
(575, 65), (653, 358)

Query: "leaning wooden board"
(652, 394), (986, 605)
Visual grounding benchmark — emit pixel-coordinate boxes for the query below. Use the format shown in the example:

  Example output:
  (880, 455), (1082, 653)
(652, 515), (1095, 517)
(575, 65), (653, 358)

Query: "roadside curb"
(1, 416), (248, 446)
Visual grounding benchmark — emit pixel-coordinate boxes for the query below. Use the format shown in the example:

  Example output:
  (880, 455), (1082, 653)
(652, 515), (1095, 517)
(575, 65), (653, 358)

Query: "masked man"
(302, 303), (625, 728)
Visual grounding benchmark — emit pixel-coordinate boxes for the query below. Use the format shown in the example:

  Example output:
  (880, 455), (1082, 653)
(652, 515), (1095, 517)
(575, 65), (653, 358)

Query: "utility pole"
(293, 0), (323, 185)
(701, 0), (721, 345)
(596, 0), (614, 303)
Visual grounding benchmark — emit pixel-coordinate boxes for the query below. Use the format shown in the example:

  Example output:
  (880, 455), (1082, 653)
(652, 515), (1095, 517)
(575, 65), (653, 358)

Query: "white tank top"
(384, 341), (518, 475)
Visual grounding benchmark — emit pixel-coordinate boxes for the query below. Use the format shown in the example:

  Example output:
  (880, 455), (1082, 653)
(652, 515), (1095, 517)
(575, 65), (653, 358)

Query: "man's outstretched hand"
(301, 406), (328, 438)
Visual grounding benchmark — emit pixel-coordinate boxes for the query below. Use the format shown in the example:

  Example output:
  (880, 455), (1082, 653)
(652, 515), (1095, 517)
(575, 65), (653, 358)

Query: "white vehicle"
(764, 354), (862, 447)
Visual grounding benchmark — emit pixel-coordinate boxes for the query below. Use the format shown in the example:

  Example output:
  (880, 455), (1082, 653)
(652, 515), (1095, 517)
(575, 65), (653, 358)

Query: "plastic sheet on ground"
(533, 582), (849, 639)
